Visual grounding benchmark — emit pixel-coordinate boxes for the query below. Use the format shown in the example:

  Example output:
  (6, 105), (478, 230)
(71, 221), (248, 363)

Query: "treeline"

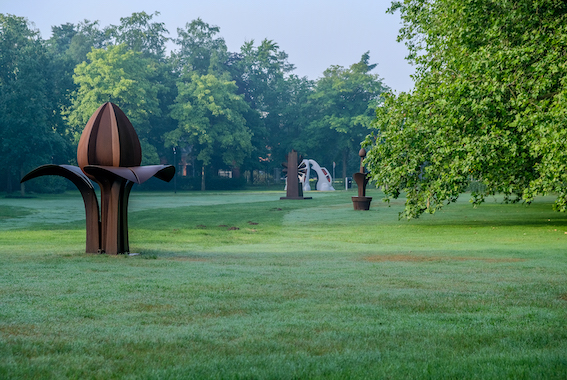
(0, 12), (387, 192)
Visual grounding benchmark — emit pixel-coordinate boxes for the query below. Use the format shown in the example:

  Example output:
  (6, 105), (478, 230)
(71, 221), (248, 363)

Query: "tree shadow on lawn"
(362, 254), (526, 263)
(409, 202), (567, 228)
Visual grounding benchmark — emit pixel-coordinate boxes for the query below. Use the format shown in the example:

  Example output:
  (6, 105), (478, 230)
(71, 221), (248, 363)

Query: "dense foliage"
(365, 0), (567, 218)
(0, 15), (69, 194)
(0, 12), (387, 192)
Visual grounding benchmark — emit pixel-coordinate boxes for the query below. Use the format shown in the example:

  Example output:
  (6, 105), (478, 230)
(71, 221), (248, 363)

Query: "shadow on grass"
(409, 201), (567, 228)
(362, 254), (527, 263)
(414, 217), (567, 228)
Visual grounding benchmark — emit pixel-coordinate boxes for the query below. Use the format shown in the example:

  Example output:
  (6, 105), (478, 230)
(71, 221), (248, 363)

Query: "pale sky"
(1, 0), (415, 92)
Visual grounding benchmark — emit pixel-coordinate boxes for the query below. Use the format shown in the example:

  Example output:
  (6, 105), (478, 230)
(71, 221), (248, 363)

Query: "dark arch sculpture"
(21, 102), (175, 254)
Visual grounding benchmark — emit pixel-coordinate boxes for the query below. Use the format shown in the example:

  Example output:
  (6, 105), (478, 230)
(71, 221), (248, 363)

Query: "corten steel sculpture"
(21, 102), (175, 254)
(280, 150), (311, 200)
(351, 148), (372, 210)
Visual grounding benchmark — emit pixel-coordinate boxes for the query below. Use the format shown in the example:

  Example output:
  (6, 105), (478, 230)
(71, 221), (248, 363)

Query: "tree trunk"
(20, 165), (25, 197)
(342, 149), (348, 180)
(201, 165), (206, 191)
(232, 162), (240, 178)
(6, 166), (13, 194)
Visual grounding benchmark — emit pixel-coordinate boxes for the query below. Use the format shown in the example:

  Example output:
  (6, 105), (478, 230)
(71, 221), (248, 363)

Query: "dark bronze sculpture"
(351, 148), (372, 210)
(21, 102), (175, 254)
(280, 150), (311, 200)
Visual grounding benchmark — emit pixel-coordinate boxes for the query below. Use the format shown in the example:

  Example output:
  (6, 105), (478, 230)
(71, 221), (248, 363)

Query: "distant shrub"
(178, 177), (201, 191)
(206, 176), (246, 190)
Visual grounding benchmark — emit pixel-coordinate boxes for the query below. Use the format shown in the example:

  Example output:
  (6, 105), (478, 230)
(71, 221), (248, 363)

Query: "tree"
(106, 11), (177, 163)
(173, 18), (228, 76)
(275, 74), (315, 161)
(231, 39), (301, 174)
(235, 39), (295, 109)
(365, 0), (567, 219)
(167, 72), (253, 190)
(106, 11), (169, 60)
(67, 44), (162, 163)
(63, 20), (109, 65)
(45, 21), (111, 121)
(46, 23), (81, 112)
(0, 14), (67, 194)
(46, 20), (113, 151)
(308, 52), (388, 179)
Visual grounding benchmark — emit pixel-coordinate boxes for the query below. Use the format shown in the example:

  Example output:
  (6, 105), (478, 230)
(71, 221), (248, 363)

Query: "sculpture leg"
(98, 178), (128, 254)
(119, 181), (135, 254)
(83, 187), (101, 253)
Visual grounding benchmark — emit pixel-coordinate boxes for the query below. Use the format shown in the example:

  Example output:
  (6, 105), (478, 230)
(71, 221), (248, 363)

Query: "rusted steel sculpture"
(351, 148), (372, 210)
(21, 102), (175, 254)
(280, 150), (311, 200)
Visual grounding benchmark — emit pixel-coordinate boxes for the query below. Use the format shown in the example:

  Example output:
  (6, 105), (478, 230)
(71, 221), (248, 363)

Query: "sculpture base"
(352, 196), (372, 210)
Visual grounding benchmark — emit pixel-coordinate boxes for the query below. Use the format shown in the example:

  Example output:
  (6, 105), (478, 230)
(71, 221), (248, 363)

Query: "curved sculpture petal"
(20, 164), (101, 253)
(130, 165), (175, 183)
(84, 165), (175, 184)
(84, 165), (139, 183)
(21, 164), (94, 191)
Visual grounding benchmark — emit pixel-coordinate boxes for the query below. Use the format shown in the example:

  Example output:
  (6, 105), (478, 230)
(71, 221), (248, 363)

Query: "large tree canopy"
(173, 18), (228, 76)
(365, 0), (567, 219)
(167, 71), (252, 190)
(106, 11), (169, 60)
(0, 14), (68, 193)
(308, 52), (388, 179)
(234, 39), (301, 170)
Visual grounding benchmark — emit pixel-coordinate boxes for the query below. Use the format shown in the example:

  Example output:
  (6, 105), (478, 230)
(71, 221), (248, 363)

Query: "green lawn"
(1, 188), (566, 379)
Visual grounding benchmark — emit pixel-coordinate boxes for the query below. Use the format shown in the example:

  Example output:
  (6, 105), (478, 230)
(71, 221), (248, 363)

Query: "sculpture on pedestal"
(21, 102), (175, 254)
(351, 148), (372, 210)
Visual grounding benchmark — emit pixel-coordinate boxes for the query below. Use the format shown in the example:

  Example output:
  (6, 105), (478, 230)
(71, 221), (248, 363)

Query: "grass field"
(1, 188), (566, 379)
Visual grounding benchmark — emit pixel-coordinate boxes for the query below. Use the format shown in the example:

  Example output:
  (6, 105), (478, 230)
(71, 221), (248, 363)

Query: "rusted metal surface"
(84, 165), (176, 184)
(21, 164), (101, 253)
(21, 102), (175, 254)
(353, 172), (368, 198)
(351, 196), (373, 210)
(280, 150), (311, 200)
(78, 102), (142, 175)
(351, 148), (372, 210)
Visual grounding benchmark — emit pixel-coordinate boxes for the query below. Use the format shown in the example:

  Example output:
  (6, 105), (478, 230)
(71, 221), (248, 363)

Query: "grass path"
(0, 190), (297, 230)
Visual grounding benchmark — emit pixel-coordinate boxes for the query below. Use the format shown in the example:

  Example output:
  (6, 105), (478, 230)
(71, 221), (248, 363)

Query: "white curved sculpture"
(301, 159), (335, 191)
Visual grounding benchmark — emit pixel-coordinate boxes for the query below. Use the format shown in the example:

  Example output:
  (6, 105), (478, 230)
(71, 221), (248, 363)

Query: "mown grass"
(1, 188), (566, 379)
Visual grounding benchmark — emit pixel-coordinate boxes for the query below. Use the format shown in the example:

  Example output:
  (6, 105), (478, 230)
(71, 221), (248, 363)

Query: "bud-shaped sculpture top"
(77, 102), (142, 172)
